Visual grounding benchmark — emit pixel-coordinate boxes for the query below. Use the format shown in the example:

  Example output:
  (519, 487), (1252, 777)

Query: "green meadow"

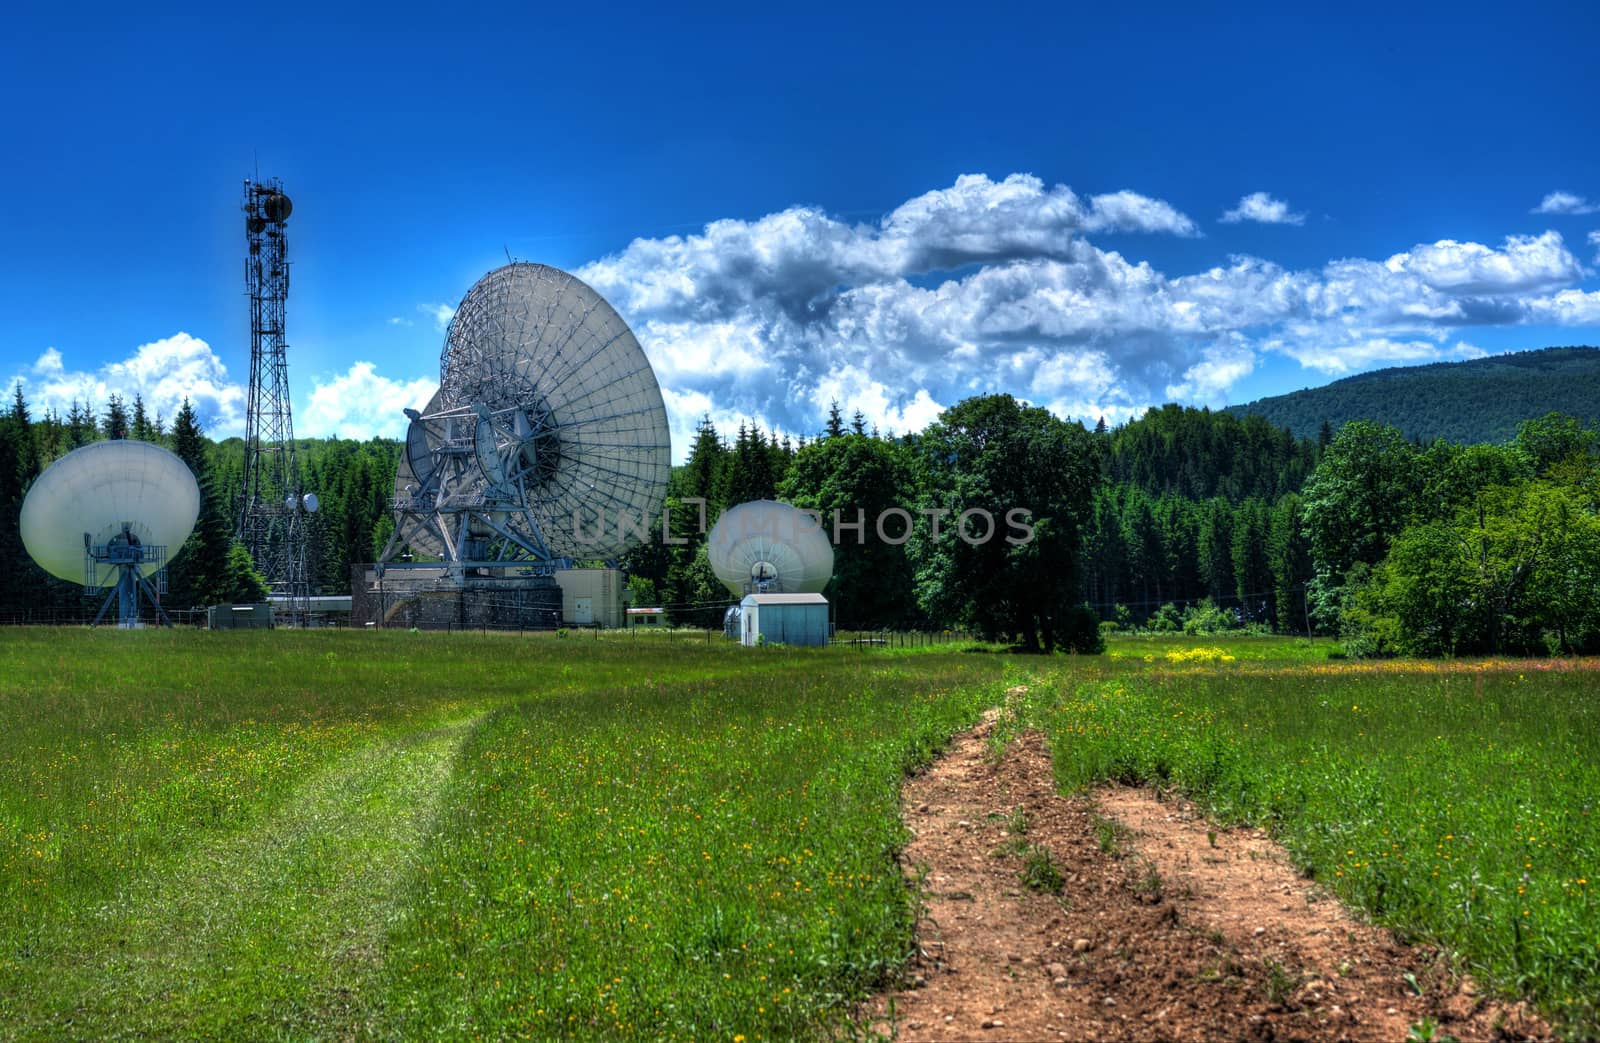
(2, 630), (1598, 1038)
(1022, 647), (1600, 1036)
(0, 630), (1007, 1040)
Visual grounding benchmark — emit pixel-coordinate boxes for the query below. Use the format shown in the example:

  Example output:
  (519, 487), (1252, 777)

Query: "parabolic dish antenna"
(385, 263), (671, 567)
(20, 440), (200, 626)
(707, 500), (834, 596)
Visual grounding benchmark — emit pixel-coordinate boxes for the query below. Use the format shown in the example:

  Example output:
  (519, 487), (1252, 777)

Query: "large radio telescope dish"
(387, 263), (671, 565)
(21, 441), (200, 584)
(707, 500), (834, 596)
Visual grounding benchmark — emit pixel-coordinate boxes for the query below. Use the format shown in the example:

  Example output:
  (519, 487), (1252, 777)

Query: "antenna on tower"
(238, 176), (317, 625)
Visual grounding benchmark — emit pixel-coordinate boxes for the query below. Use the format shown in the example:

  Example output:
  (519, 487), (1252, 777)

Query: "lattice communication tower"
(238, 177), (314, 621)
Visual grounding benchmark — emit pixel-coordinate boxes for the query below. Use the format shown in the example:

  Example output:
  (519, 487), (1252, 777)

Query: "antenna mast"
(238, 177), (312, 623)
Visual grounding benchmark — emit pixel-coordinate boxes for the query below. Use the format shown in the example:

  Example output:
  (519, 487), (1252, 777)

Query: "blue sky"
(3, 2), (1598, 458)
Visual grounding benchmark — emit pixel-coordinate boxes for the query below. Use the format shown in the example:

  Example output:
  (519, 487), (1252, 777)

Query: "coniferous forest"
(2, 377), (1597, 655)
(0, 388), (400, 624)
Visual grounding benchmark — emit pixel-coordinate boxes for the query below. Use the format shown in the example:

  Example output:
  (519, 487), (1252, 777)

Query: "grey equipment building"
(738, 592), (829, 647)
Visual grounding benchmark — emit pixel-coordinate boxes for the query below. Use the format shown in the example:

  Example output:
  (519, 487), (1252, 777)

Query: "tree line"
(1304, 414), (1600, 655)
(3, 381), (1596, 655)
(621, 400), (1320, 648)
(620, 397), (1102, 651)
(0, 388), (399, 622)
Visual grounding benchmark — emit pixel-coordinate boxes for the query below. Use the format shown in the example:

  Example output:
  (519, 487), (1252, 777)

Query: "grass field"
(0, 630), (1008, 1040)
(2, 629), (1598, 1038)
(1023, 649), (1600, 1036)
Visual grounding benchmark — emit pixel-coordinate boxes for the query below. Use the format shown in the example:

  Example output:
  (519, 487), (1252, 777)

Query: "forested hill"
(1225, 346), (1600, 445)
(1105, 404), (1317, 502)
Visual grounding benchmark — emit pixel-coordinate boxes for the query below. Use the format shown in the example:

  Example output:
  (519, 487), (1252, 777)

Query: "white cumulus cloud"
(808, 364), (945, 437)
(1165, 338), (1256, 400)
(1522, 288), (1600, 326)
(1385, 231), (1580, 295)
(576, 174), (1600, 445)
(9, 333), (247, 436)
(1269, 336), (1487, 375)
(1221, 192), (1306, 226)
(880, 175), (1198, 272)
(6, 336), (440, 444)
(298, 362), (437, 438)
(1532, 191), (1599, 215)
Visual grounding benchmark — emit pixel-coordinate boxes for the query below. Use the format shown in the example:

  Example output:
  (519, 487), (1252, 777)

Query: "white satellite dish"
(707, 500), (834, 596)
(383, 262), (671, 566)
(20, 440), (200, 626)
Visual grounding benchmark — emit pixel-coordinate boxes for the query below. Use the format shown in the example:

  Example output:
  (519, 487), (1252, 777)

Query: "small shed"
(626, 606), (666, 628)
(208, 603), (273, 630)
(738, 592), (829, 647)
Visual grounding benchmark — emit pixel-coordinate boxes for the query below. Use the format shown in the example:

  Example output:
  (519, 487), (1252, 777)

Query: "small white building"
(738, 592), (829, 647)
(554, 567), (625, 627)
(208, 603), (273, 629)
(626, 606), (666, 628)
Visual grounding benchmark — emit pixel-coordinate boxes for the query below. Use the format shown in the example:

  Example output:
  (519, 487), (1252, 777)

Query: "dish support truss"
(84, 528), (171, 628)
(379, 401), (570, 578)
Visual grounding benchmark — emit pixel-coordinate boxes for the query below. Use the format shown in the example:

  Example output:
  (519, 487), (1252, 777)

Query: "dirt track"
(866, 715), (1548, 1041)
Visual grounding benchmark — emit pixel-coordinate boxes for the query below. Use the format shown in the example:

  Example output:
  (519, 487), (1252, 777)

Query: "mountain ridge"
(1224, 346), (1600, 444)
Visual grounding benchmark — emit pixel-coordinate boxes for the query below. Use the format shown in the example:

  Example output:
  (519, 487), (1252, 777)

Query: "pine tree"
(9, 384), (39, 488)
(342, 455), (378, 571)
(164, 399), (238, 610)
(825, 400), (845, 438)
(131, 394), (153, 441)
(682, 415), (728, 513)
(1268, 493), (1314, 635)
(0, 384), (36, 618)
(769, 433), (792, 489)
(1197, 498), (1235, 603)
(1230, 497), (1274, 624)
(66, 400), (94, 448)
(850, 410), (867, 436)
(724, 421), (776, 505)
(34, 406), (63, 463)
(103, 395), (129, 439)
(222, 542), (271, 603)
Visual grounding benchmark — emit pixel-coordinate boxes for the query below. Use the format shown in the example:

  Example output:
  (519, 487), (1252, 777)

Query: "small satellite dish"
(302, 493), (319, 513)
(20, 440), (200, 626)
(707, 500), (833, 596)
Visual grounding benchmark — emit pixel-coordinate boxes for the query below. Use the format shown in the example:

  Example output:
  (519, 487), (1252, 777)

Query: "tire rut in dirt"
(866, 717), (1549, 1042)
